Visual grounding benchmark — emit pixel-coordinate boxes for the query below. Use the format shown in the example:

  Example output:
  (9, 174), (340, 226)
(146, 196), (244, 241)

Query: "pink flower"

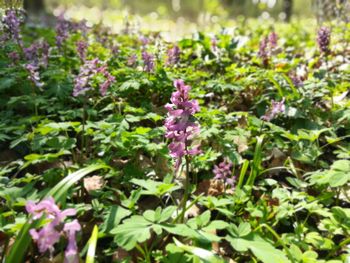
(76, 40), (88, 61)
(99, 68), (115, 96)
(213, 159), (235, 188)
(29, 225), (61, 254)
(166, 45), (180, 66)
(26, 197), (80, 258)
(268, 31), (278, 49)
(2, 10), (22, 45)
(165, 79), (201, 170)
(261, 98), (286, 121)
(56, 13), (70, 49)
(25, 64), (44, 88)
(63, 220), (81, 263)
(142, 51), (155, 72)
(73, 59), (115, 97)
(317, 26), (331, 54)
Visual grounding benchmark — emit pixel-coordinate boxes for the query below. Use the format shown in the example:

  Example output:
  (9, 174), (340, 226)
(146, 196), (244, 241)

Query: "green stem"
(82, 97), (87, 159)
(179, 156), (190, 223)
(327, 236), (350, 259)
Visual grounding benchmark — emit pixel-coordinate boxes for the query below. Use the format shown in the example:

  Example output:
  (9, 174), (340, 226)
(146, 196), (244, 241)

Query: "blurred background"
(1, 0), (350, 38)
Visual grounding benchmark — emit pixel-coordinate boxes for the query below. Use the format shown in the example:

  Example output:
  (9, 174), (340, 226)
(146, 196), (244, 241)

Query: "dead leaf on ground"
(83, 175), (105, 192)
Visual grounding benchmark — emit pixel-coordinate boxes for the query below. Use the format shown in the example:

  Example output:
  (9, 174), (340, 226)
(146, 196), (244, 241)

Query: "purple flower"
(70, 19), (89, 36)
(289, 73), (303, 87)
(29, 225), (61, 254)
(268, 31), (278, 49)
(56, 13), (70, 49)
(213, 159), (235, 187)
(166, 45), (181, 66)
(41, 41), (50, 68)
(25, 64), (44, 88)
(142, 51), (155, 72)
(23, 41), (50, 67)
(261, 98), (286, 121)
(98, 66), (116, 96)
(73, 58), (101, 97)
(24, 43), (39, 62)
(317, 26), (331, 54)
(258, 36), (269, 66)
(140, 36), (149, 47)
(26, 197), (79, 256)
(165, 79), (201, 170)
(63, 220), (81, 263)
(76, 40), (88, 61)
(73, 59), (115, 97)
(2, 10), (22, 45)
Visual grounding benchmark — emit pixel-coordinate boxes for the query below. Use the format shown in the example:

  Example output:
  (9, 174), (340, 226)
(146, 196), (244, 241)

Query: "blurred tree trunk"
(23, 0), (45, 14)
(283, 0), (293, 22)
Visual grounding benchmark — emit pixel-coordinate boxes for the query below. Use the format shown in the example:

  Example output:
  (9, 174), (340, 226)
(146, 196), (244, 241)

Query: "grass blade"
(246, 135), (264, 187)
(46, 163), (109, 203)
(237, 159), (250, 189)
(86, 225), (99, 263)
(173, 238), (225, 263)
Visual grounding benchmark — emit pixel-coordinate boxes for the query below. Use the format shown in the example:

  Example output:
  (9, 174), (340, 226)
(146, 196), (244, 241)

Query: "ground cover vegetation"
(0, 8), (350, 263)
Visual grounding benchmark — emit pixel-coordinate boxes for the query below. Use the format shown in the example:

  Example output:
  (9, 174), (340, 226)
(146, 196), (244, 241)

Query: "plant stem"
(179, 155), (190, 223)
(82, 97), (87, 159)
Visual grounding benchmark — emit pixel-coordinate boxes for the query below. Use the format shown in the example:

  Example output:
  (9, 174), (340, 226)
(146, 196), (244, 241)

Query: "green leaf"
(86, 225), (99, 263)
(226, 233), (290, 263)
(101, 205), (131, 234)
(110, 215), (152, 251)
(22, 150), (71, 169)
(173, 238), (225, 263)
(131, 179), (180, 197)
(119, 80), (141, 91)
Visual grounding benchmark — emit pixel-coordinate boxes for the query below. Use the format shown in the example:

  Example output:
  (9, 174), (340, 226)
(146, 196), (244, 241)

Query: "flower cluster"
(268, 31), (278, 49)
(41, 41), (50, 68)
(25, 64), (44, 88)
(317, 26), (331, 54)
(166, 45), (181, 66)
(261, 98), (286, 121)
(258, 36), (269, 66)
(76, 40), (88, 61)
(24, 41), (49, 66)
(258, 32), (278, 66)
(26, 197), (81, 262)
(142, 51), (155, 72)
(73, 58), (100, 97)
(56, 13), (70, 49)
(140, 36), (150, 47)
(213, 159), (235, 188)
(98, 66), (116, 96)
(73, 59), (115, 97)
(289, 73), (304, 87)
(2, 10), (22, 45)
(70, 19), (89, 36)
(165, 79), (201, 170)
